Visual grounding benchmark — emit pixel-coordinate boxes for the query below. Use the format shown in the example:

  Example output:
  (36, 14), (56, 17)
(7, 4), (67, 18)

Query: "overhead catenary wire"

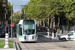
(13, 4), (49, 7)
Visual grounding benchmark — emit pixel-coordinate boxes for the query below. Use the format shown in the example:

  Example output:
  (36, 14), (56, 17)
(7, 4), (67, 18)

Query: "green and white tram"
(16, 20), (38, 42)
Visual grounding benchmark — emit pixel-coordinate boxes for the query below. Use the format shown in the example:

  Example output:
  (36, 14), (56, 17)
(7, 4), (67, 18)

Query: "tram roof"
(18, 20), (23, 24)
(18, 20), (37, 25)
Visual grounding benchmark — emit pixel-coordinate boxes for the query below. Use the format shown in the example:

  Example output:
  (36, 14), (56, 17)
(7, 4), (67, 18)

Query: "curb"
(0, 48), (16, 50)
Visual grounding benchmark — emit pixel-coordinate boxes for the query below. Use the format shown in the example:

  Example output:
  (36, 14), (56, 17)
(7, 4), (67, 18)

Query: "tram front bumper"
(25, 37), (37, 42)
(19, 37), (37, 42)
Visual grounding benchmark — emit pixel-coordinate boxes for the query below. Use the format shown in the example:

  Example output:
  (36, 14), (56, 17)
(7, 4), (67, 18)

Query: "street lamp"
(11, 0), (13, 38)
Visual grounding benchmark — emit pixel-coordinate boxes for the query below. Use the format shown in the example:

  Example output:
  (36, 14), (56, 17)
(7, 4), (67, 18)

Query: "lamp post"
(11, 0), (13, 38)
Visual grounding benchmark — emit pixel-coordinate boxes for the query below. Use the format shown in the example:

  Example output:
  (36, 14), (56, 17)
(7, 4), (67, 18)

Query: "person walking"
(53, 28), (56, 37)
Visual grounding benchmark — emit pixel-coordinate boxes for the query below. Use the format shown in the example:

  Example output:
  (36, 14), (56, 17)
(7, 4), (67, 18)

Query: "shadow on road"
(37, 36), (63, 43)
(21, 36), (64, 43)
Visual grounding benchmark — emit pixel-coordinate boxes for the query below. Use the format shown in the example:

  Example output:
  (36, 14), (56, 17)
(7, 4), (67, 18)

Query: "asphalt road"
(16, 36), (75, 50)
(0, 29), (75, 50)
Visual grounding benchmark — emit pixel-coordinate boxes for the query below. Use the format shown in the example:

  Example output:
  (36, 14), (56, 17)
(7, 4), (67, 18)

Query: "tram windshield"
(23, 20), (35, 35)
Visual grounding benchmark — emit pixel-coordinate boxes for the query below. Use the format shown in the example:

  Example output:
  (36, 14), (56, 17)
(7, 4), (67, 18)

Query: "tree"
(21, 0), (75, 26)
(0, 0), (5, 21)
(0, 0), (11, 22)
(13, 13), (22, 24)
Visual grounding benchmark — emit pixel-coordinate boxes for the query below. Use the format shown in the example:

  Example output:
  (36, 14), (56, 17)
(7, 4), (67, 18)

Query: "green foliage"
(60, 0), (75, 19)
(0, 0), (11, 21)
(0, 0), (5, 21)
(0, 41), (13, 48)
(21, 0), (75, 23)
(13, 13), (22, 24)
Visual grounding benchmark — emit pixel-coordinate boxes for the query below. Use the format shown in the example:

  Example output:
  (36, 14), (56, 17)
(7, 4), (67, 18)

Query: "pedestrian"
(54, 28), (56, 33)
(56, 27), (58, 32)
(53, 28), (56, 37)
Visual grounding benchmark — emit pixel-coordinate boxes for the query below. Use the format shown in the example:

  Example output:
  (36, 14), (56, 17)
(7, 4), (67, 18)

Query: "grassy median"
(0, 41), (13, 48)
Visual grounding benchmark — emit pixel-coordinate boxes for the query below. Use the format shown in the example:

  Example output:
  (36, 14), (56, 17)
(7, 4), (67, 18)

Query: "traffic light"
(2, 0), (8, 9)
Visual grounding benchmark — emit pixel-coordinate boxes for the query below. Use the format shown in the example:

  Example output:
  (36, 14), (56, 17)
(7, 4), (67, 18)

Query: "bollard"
(56, 32), (58, 38)
(52, 32), (54, 38)
(4, 33), (9, 48)
(47, 29), (50, 38)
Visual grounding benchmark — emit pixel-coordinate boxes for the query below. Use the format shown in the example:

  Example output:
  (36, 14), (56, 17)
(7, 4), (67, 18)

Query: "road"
(16, 36), (75, 50)
(0, 30), (75, 50)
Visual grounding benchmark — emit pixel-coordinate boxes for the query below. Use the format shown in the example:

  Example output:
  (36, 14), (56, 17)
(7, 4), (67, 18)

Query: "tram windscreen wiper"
(24, 29), (35, 35)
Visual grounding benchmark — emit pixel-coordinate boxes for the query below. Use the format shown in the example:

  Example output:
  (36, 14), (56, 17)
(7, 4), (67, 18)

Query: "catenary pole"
(11, 0), (13, 38)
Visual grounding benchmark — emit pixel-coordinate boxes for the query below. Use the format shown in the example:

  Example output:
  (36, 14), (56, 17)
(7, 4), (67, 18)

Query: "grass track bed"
(0, 41), (13, 48)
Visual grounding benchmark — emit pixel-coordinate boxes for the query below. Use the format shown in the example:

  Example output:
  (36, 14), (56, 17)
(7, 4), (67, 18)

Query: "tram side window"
(19, 25), (22, 35)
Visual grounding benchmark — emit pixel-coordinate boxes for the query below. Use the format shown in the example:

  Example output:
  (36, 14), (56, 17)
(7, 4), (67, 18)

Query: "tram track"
(22, 40), (47, 50)
(36, 38), (50, 50)
(23, 43), (44, 50)
(15, 42), (18, 50)
(23, 43), (30, 50)
(22, 38), (49, 50)
(17, 43), (22, 50)
(16, 37), (50, 50)
(35, 43), (47, 50)
(15, 42), (21, 50)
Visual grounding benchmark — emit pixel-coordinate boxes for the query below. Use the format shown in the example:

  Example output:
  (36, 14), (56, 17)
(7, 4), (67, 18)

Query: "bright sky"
(8, 0), (30, 13)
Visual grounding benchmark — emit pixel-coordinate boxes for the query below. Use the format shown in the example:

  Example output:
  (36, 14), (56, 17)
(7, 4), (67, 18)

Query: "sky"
(8, 0), (30, 13)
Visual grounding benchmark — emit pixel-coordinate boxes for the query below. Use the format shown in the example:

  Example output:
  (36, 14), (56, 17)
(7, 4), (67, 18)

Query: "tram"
(16, 20), (38, 42)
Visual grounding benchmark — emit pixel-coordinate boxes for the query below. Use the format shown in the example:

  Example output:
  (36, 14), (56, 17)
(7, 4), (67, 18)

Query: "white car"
(59, 31), (75, 41)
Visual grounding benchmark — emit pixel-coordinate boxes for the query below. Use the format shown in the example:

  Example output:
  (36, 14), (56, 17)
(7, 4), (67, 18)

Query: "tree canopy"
(21, 0), (75, 21)
(0, 0), (11, 21)
(13, 13), (22, 24)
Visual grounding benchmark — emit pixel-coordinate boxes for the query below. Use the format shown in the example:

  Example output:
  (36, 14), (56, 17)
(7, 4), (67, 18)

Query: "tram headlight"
(24, 36), (26, 39)
(32, 36), (34, 39)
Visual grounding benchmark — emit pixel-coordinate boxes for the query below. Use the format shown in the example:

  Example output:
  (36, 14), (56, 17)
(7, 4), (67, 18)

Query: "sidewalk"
(0, 48), (16, 50)
(38, 32), (68, 39)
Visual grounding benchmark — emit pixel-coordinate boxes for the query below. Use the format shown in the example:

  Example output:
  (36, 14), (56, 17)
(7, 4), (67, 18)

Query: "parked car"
(0, 28), (5, 37)
(59, 31), (75, 41)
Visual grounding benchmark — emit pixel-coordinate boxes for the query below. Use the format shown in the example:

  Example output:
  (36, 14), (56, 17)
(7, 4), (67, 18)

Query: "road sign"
(10, 24), (14, 27)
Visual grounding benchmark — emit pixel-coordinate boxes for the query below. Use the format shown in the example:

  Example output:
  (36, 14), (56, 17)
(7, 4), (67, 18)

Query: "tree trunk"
(40, 20), (41, 27)
(43, 19), (45, 27)
(48, 17), (49, 27)
(58, 17), (60, 27)
(37, 21), (39, 27)
(50, 18), (52, 28)
(38, 20), (40, 27)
